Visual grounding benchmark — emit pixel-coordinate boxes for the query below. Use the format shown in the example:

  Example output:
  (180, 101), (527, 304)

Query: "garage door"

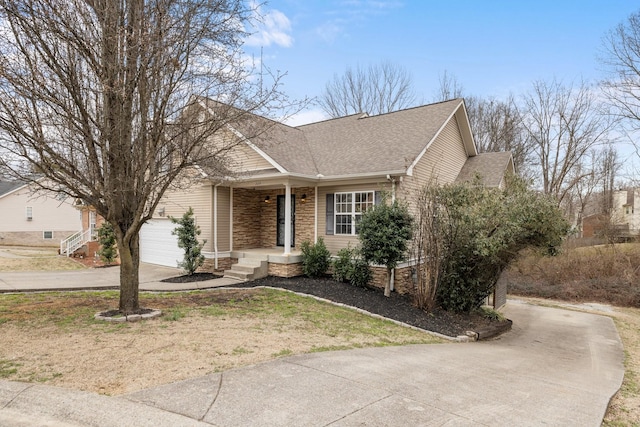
(139, 219), (183, 267)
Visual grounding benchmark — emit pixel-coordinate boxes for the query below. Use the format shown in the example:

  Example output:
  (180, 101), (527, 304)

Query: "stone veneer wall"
(0, 230), (78, 247)
(198, 257), (236, 273)
(233, 189), (262, 249)
(368, 265), (414, 295)
(268, 262), (303, 278)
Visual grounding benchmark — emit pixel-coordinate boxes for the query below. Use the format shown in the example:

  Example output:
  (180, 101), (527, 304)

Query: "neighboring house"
(0, 179), (81, 247)
(582, 188), (640, 239)
(71, 98), (514, 294)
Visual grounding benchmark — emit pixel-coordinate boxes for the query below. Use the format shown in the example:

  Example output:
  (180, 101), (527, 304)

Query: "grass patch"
(0, 359), (20, 378)
(0, 256), (85, 272)
(271, 348), (294, 357)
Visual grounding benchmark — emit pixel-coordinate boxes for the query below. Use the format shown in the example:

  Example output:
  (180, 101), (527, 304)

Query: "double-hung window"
(334, 191), (375, 235)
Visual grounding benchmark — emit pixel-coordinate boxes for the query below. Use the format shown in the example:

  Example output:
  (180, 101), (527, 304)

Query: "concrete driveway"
(0, 299), (624, 426)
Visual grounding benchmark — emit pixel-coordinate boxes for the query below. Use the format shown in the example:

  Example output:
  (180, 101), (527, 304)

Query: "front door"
(277, 195), (295, 247)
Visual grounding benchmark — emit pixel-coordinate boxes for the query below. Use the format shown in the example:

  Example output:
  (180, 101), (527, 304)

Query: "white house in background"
(0, 179), (81, 247)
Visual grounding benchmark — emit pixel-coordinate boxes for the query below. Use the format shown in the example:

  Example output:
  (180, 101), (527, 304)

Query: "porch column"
(229, 187), (233, 252)
(284, 182), (292, 256)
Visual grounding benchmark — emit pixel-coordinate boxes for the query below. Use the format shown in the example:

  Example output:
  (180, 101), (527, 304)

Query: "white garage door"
(139, 220), (183, 267)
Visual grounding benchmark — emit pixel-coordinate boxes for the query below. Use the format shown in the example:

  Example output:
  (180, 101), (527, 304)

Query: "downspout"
(229, 187), (233, 252)
(389, 177), (396, 292)
(314, 185), (318, 243)
(213, 184), (219, 270)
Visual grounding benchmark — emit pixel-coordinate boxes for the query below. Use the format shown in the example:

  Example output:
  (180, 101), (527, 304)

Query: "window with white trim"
(334, 191), (375, 235)
(26, 206), (33, 221)
(43, 231), (53, 239)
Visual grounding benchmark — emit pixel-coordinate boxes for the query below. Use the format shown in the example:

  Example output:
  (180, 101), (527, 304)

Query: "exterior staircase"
(59, 229), (92, 257)
(224, 254), (268, 281)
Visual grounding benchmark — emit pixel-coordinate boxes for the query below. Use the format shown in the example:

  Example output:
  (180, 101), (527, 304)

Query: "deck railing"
(59, 229), (92, 257)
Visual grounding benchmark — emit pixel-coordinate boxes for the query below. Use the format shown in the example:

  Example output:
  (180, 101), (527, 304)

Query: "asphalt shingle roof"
(0, 180), (26, 197)
(454, 152), (514, 187)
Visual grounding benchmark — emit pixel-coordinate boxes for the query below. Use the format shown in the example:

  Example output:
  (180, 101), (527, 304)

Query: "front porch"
(221, 247), (304, 280)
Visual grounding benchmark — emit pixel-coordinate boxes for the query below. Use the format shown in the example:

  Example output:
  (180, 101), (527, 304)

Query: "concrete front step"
(223, 256), (269, 281)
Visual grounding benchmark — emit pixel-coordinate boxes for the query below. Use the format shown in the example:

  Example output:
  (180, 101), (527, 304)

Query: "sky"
(243, 0), (640, 129)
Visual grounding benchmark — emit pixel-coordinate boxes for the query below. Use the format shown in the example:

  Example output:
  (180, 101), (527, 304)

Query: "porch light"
(264, 195), (271, 203)
(301, 194), (307, 203)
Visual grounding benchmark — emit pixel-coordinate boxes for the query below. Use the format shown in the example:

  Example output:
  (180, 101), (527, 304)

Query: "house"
(582, 188), (640, 240)
(71, 98), (514, 293)
(0, 179), (81, 247)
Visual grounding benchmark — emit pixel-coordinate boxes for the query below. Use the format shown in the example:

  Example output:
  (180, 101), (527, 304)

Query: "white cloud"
(282, 109), (328, 127)
(245, 3), (293, 48)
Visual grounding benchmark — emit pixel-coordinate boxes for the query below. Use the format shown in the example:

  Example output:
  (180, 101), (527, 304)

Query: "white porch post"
(314, 185), (318, 243)
(229, 187), (233, 252)
(284, 182), (292, 256)
(213, 184), (219, 270)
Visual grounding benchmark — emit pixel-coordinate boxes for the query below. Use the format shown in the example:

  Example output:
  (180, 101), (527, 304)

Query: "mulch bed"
(161, 272), (223, 283)
(225, 276), (509, 338)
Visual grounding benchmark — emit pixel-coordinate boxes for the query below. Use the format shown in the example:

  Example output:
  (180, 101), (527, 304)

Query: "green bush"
(300, 238), (331, 278)
(170, 207), (206, 275)
(413, 176), (569, 313)
(358, 198), (413, 296)
(332, 247), (353, 282)
(332, 246), (372, 288)
(97, 222), (117, 265)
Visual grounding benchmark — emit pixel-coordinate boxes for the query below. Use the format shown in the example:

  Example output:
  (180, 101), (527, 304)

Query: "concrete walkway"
(0, 285), (625, 426)
(0, 263), (243, 292)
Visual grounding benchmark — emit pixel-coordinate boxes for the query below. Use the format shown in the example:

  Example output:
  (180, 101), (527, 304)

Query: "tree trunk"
(384, 267), (391, 297)
(117, 232), (140, 314)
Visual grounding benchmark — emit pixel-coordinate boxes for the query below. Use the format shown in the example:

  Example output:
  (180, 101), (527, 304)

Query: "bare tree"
(520, 79), (615, 205)
(601, 10), (640, 159)
(466, 95), (532, 177)
(319, 61), (416, 117)
(0, 0), (294, 313)
(566, 145), (620, 234)
(433, 70), (464, 102)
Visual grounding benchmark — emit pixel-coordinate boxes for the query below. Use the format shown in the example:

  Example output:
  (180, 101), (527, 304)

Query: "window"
(26, 206), (33, 221)
(43, 231), (53, 239)
(334, 191), (375, 235)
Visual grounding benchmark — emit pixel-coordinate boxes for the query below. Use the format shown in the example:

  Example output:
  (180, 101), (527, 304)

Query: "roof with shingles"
(454, 152), (514, 187)
(298, 99), (465, 176)
(0, 180), (26, 198)
(200, 97), (511, 182)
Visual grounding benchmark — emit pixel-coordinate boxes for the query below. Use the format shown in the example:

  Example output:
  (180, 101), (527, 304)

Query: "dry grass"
(0, 289), (442, 395)
(507, 243), (640, 307)
(0, 246), (84, 271)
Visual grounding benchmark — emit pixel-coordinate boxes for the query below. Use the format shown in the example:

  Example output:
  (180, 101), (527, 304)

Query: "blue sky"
(244, 0), (640, 127)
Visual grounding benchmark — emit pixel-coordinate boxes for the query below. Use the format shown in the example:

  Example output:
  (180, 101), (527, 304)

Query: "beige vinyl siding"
(398, 115), (469, 212)
(0, 186), (80, 233)
(317, 182), (391, 254)
(213, 186), (231, 252)
(227, 142), (274, 172)
(158, 183), (213, 252)
(208, 129), (274, 173)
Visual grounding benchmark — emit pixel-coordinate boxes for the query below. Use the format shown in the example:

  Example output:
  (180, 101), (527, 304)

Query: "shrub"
(97, 222), (117, 265)
(300, 238), (331, 278)
(413, 176), (569, 313)
(332, 247), (353, 282)
(358, 198), (413, 296)
(170, 207), (206, 275)
(332, 245), (372, 287)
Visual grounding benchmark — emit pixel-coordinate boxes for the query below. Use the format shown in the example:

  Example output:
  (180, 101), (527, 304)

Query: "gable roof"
(199, 98), (481, 180)
(454, 152), (515, 187)
(0, 180), (27, 198)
